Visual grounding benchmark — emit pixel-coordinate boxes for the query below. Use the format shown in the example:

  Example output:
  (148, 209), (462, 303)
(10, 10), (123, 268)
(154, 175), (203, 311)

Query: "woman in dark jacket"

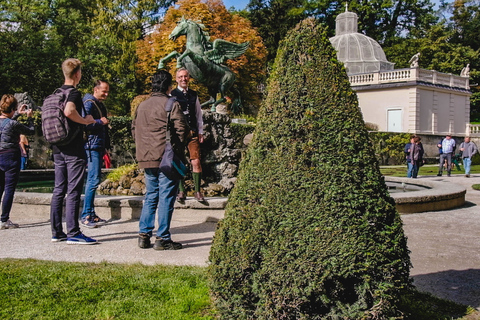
(410, 135), (424, 179)
(0, 94), (35, 229)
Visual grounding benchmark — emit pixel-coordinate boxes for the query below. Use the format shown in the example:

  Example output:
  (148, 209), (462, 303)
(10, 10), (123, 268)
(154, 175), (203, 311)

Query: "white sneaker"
(0, 220), (19, 229)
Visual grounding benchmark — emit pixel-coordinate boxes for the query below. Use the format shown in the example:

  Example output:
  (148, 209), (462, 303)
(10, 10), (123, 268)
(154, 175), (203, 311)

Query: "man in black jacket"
(170, 68), (205, 202)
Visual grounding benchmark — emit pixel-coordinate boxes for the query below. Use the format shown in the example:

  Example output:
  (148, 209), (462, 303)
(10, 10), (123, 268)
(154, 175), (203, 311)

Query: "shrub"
(370, 132), (411, 165)
(208, 18), (411, 319)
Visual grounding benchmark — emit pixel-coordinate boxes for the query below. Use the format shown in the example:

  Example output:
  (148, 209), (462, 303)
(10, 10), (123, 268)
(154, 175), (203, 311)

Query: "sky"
(222, 0), (250, 10)
(222, 0), (443, 11)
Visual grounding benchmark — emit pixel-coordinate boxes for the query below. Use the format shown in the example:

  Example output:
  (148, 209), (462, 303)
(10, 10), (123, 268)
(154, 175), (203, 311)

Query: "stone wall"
(96, 111), (254, 196)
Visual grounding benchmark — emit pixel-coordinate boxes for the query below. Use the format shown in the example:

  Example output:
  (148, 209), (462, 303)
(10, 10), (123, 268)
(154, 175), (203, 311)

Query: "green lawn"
(380, 164), (480, 177)
(0, 259), (214, 320)
(0, 259), (478, 319)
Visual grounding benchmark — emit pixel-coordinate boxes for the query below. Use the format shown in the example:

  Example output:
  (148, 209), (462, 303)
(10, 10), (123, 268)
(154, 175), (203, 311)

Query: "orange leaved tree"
(136, 0), (267, 113)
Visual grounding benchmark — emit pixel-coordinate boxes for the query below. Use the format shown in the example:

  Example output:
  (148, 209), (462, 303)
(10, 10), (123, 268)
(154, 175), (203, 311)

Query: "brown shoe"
(177, 191), (186, 201)
(194, 191), (205, 202)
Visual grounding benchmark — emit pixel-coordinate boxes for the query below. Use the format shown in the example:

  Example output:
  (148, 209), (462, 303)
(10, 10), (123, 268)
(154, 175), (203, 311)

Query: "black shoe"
(437, 172), (442, 176)
(447, 171), (451, 177)
(153, 238), (182, 250)
(138, 233), (151, 249)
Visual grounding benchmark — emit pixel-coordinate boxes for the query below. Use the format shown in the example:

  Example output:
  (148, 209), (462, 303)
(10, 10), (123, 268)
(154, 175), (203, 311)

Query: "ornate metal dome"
(329, 10), (394, 74)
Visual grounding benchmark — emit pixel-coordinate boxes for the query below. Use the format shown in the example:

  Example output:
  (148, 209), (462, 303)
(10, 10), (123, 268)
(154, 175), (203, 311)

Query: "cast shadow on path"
(413, 269), (480, 309)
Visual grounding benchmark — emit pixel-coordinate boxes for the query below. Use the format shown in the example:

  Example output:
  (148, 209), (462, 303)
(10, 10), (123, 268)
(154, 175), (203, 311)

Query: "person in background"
(404, 135), (414, 178)
(410, 135), (424, 179)
(132, 70), (188, 250)
(49, 58), (97, 244)
(459, 136), (478, 178)
(19, 134), (29, 170)
(80, 80), (111, 228)
(170, 68), (205, 202)
(0, 95), (34, 229)
(437, 134), (456, 177)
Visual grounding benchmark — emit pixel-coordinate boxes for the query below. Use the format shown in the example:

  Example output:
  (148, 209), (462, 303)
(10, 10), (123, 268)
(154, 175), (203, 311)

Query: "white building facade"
(329, 10), (472, 137)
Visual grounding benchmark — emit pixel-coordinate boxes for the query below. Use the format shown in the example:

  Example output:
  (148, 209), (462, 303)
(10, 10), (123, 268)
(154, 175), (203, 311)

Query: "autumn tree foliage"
(136, 0), (268, 112)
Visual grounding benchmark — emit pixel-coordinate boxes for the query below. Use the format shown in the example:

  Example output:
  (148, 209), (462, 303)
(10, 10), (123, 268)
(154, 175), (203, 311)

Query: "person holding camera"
(0, 94), (35, 229)
(80, 80), (111, 228)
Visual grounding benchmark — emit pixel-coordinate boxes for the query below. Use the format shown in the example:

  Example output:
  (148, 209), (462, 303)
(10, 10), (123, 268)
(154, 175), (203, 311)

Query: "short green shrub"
(106, 163), (138, 182)
(370, 132), (411, 165)
(208, 18), (411, 319)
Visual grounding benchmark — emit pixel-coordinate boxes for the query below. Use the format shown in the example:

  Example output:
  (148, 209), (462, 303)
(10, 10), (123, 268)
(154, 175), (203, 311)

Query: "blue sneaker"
(51, 233), (67, 242)
(67, 233), (98, 245)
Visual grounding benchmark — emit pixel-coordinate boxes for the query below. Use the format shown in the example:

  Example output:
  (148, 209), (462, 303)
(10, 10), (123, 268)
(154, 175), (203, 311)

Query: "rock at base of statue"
(216, 103), (228, 114)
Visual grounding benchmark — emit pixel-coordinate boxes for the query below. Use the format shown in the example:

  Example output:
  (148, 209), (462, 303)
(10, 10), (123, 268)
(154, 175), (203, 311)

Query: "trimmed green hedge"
(208, 18), (411, 319)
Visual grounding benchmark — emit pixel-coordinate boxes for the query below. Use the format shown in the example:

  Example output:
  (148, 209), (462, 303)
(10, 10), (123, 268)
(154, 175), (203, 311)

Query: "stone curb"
(385, 176), (466, 213)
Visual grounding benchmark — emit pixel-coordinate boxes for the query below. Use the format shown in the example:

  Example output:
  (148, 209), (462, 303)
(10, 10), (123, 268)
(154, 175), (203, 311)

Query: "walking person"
(0, 95), (34, 229)
(410, 136), (424, 179)
(404, 135), (414, 178)
(132, 70), (188, 250)
(49, 58), (97, 244)
(81, 80), (111, 228)
(19, 134), (29, 170)
(459, 136), (478, 177)
(437, 134), (456, 177)
(170, 68), (205, 202)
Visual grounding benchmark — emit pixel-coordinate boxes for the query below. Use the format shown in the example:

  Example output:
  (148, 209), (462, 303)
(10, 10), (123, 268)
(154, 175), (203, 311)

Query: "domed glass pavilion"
(329, 10), (395, 74)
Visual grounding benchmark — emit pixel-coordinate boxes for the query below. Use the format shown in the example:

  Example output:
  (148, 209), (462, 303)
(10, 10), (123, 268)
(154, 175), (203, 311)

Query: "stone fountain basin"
(385, 176), (466, 214)
(11, 176), (466, 219)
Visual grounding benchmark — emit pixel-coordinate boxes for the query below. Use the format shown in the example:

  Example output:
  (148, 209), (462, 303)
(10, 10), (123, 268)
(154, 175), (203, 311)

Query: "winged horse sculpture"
(158, 17), (249, 112)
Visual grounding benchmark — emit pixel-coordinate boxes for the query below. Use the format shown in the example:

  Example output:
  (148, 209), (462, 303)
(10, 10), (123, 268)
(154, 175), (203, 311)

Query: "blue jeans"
(50, 152), (86, 238)
(81, 150), (102, 219)
(407, 162), (413, 178)
(139, 168), (179, 240)
(0, 150), (20, 222)
(20, 156), (27, 170)
(463, 157), (472, 175)
(411, 161), (420, 178)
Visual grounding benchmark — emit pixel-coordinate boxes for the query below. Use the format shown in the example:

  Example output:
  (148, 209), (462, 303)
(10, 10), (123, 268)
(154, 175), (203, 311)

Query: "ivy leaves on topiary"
(208, 18), (411, 320)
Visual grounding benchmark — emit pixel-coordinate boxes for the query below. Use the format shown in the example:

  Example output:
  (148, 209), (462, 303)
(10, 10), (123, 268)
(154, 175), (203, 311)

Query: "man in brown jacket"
(132, 70), (187, 250)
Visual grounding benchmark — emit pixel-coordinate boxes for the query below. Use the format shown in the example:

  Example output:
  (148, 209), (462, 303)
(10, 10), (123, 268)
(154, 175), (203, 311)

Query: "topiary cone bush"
(208, 18), (412, 319)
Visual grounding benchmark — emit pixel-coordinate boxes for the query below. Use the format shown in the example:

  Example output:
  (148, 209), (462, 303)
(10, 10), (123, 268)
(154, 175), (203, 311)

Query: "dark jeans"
(0, 150), (20, 222)
(50, 152), (86, 238)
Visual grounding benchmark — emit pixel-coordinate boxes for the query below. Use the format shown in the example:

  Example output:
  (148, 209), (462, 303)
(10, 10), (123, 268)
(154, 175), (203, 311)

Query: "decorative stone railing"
(349, 68), (470, 90)
(466, 124), (480, 137)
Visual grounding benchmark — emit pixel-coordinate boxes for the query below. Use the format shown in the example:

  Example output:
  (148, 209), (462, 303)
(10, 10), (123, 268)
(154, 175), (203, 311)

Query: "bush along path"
(208, 18), (412, 319)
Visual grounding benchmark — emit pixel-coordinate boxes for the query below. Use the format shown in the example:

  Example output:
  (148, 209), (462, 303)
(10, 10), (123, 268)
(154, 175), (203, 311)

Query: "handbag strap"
(84, 99), (104, 118)
(164, 97), (177, 143)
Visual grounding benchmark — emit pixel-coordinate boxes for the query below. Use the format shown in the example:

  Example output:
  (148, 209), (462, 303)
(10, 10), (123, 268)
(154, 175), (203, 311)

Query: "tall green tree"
(0, 0), (172, 114)
(0, 0), (64, 100)
(246, 0), (438, 65)
(246, 0), (307, 62)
